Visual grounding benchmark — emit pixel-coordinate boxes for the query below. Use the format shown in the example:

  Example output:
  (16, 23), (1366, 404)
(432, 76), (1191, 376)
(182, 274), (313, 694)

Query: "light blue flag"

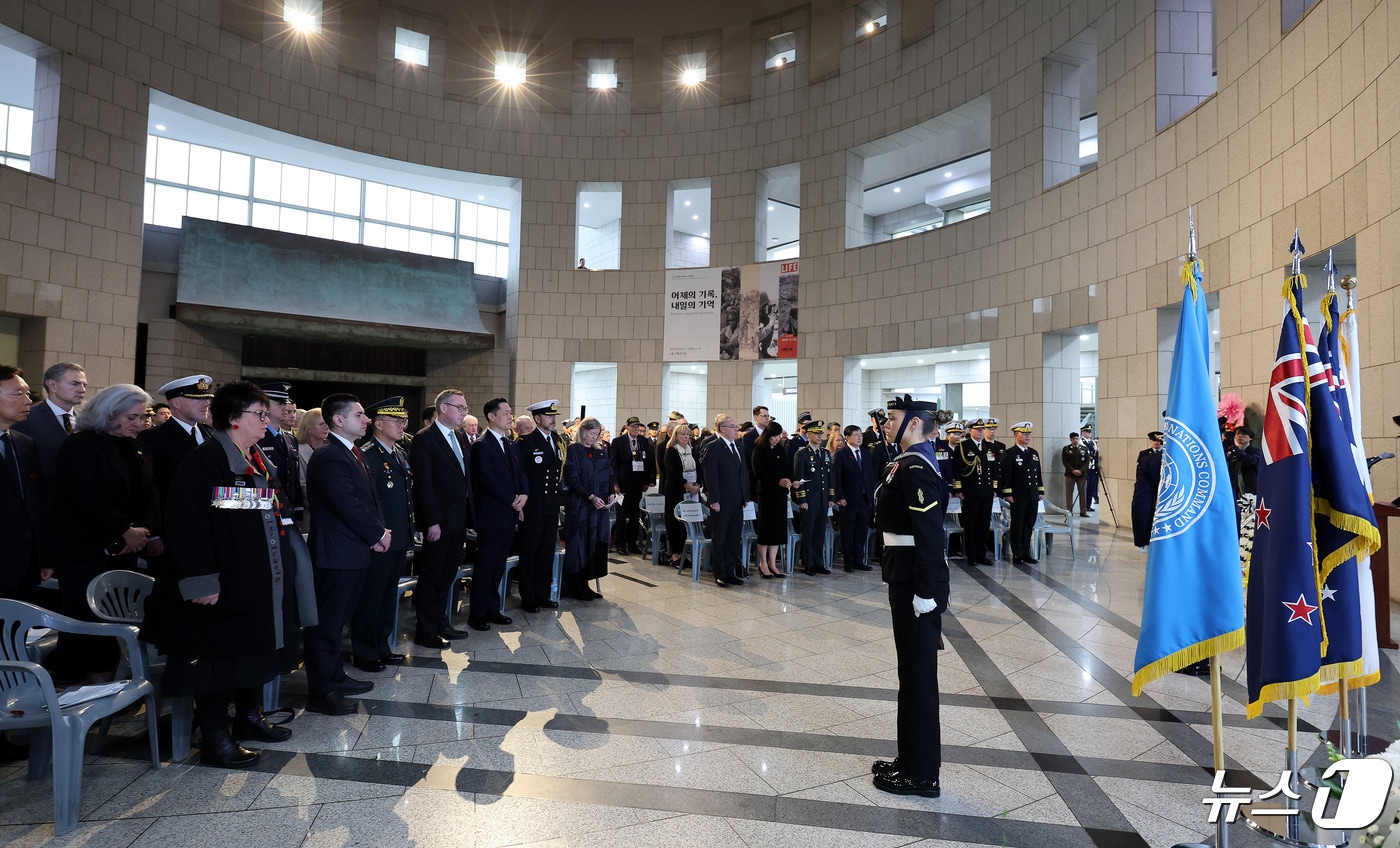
(1132, 258), (1245, 694)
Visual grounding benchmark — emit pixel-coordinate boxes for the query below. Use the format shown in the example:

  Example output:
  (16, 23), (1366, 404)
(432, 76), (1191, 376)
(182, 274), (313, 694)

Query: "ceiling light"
(866, 21), (876, 33)
(893, 187), (901, 193)
(767, 205), (775, 211)
(701, 232), (708, 237)
(860, 360), (868, 366)
(583, 203), (591, 208)
(773, 57), (785, 67)
(951, 349), (958, 353)
(1079, 334), (1090, 340)
(494, 51), (527, 86)
(155, 124), (166, 132)
(684, 200), (691, 206)
(944, 171), (953, 178)
(916, 359), (924, 364)
(478, 195), (485, 201)
(979, 354), (987, 360)
(691, 214), (699, 220)
(681, 67), (706, 86)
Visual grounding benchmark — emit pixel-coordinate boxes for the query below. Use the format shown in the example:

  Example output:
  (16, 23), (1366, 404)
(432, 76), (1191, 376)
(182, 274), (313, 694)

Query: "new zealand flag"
(1246, 278), (1324, 718)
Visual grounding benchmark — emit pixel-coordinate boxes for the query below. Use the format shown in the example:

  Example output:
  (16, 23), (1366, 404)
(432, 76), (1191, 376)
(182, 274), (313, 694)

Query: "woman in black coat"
(144, 381), (318, 769)
(662, 426), (700, 565)
(562, 418), (616, 600)
(1131, 431), (1165, 549)
(45, 384), (162, 684)
(750, 420), (791, 578)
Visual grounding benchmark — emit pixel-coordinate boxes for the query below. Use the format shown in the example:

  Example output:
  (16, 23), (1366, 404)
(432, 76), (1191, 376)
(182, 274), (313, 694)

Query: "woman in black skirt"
(661, 425), (700, 566)
(749, 420), (790, 578)
(144, 381), (317, 768)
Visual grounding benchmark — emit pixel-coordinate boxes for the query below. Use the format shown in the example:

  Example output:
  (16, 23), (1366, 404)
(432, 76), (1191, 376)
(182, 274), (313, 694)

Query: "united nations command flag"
(1131, 253), (1244, 694)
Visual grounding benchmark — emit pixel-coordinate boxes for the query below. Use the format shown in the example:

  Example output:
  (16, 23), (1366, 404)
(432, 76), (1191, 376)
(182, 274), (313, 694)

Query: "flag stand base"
(1321, 729), (1387, 757)
(1241, 802), (1347, 847)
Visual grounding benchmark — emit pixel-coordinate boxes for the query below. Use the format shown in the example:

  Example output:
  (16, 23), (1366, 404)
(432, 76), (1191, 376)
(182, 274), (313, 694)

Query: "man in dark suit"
(468, 397), (528, 630)
(608, 416), (654, 554)
(304, 393), (389, 716)
(257, 382), (305, 522)
(516, 399), (566, 614)
(833, 424), (876, 573)
(13, 361), (85, 510)
(701, 415), (749, 587)
(351, 397), (415, 673)
(138, 374), (215, 504)
(408, 389), (474, 649)
(0, 365), (46, 601)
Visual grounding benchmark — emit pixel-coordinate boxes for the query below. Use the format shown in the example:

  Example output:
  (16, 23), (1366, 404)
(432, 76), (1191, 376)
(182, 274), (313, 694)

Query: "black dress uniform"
(350, 399), (415, 670)
(873, 395), (948, 797)
(998, 423), (1044, 564)
(792, 422), (834, 574)
(951, 422), (999, 565)
(256, 382), (305, 522)
(1132, 432), (1165, 548)
(138, 374), (216, 505)
(517, 400), (567, 612)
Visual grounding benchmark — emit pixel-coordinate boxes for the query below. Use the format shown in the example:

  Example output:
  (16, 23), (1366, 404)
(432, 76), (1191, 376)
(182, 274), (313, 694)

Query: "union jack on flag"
(1261, 324), (1323, 464)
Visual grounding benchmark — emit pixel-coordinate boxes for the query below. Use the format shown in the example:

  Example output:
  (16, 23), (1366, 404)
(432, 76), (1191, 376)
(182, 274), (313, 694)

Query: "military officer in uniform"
(983, 417), (1007, 453)
(349, 397), (414, 673)
(792, 419), (834, 574)
(999, 422), (1044, 564)
(933, 421), (962, 482)
(139, 374), (215, 505)
(517, 399), (566, 613)
(256, 382), (305, 522)
(951, 419), (998, 565)
(871, 394), (947, 798)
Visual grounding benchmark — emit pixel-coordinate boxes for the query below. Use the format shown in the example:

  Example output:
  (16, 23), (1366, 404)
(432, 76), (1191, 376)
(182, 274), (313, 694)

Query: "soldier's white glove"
(913, 596), (938, 617)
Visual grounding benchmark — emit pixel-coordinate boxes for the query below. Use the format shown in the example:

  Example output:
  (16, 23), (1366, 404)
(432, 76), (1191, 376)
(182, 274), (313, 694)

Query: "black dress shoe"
(844, 565), (855, 573)
(413, 634), (449, 650)
(304, 692), (357, 716)
(1022, 557), (1038, 564)
(522, 604), (542, 613)
(539, 600), (559, 609)
(231, 713), (293, 744)
(486, 611), (513, 625)
(352, 658), (386, 674)
(334, 676), (374, 695)
(1012, 557), (1024, 565)
(728, 576), (745, 586)
(200, 732), (260, 768)
(381, 653), (407, 665)
(873, 771), (940, 797)
(440, 626), (471, 640)
(714, 578), (730, 587)
(854, 563), (873, 571)
(976, 558), (994, 566)
(871, 758), (899, 776)
(815, 567), (832, 575)
(467, 617), (492, 631)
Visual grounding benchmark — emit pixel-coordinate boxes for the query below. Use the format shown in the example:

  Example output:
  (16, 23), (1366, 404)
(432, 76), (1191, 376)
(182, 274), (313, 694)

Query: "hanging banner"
(664, 260), (797, 362)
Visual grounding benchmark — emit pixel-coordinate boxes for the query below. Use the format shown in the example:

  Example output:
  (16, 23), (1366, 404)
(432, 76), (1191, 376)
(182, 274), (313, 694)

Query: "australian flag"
(1246, 277), (1324, 718)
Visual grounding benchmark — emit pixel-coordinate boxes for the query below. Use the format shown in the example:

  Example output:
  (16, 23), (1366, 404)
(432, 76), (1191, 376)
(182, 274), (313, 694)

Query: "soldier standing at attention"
(1000, 422), (1044, 564)
(792, 419), (834, 575)
(350, 397), (414, 673)
(951, 419), (998, 565)
(1060, 430), (1090, 516)
(870, 394), (947, 798)
(516, 400), (566, 613)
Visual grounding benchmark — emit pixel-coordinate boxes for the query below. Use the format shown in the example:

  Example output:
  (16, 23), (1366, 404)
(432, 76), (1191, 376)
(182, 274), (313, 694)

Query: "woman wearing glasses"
(145, 381), (317, 768)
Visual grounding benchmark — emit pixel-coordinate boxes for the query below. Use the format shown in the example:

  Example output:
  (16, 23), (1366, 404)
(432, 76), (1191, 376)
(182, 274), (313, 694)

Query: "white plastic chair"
(1035, 500), (1078, 560)
(673, 501), (711, 582)
(740, 502), (758, 577)
(0, 599), (161, 836)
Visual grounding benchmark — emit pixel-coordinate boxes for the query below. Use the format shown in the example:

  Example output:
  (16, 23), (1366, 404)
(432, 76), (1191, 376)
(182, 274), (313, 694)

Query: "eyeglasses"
(442, 402), (467, 412)
(244, 409), (272, 421)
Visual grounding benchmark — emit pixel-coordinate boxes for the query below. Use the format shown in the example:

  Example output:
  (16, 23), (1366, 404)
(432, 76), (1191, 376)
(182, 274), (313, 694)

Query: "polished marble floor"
(3, 521), (1398, 848)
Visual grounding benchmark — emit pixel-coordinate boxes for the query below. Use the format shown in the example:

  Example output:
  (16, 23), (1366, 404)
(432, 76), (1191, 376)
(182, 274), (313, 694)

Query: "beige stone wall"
(2, 0), (1399, 526)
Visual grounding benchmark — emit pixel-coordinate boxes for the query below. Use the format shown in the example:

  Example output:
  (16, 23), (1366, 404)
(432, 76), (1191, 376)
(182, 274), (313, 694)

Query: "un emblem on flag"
(1152, 417), (1217, 541)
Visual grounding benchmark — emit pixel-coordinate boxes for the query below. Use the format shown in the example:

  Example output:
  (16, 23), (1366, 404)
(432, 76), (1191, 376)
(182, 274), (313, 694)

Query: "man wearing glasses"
(407, 390), (474, 649)
(701, 415), (750, 587)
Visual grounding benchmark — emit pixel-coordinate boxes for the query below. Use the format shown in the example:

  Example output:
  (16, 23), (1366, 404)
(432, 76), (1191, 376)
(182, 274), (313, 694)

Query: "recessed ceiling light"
(767, 205), (774, 211)
(683, 200), (691, 207)
(691, 214), (699, 220)
(478, 195), (485, 201)
(916, 359), (924, 364)
(155, 123), (167, 131)
(583, 203), (590, 208)
(860, 360), (868, 367)
(701, 232), (708, 237)
(893, 187), (901, 193)
(944, 171), (953, 178)
(979, 354), (987, 360)
(1079, 334), (1090, 340)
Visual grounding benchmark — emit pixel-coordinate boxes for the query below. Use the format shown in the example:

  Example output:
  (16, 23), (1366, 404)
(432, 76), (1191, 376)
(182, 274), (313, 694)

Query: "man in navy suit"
(701, 415), (749, 588)
(468, 397), (528, 630)
(304, 393), (389, 715)
(0, 365), (46, 601)
(408, 389), (474, 649)
(138, 374), (215, 505)
(833, 424), (876, 572)
(13, 361), (85, 511)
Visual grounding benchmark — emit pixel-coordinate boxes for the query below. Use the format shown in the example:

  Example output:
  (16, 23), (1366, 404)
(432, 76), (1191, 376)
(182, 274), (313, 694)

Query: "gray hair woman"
(47, 384), (161, 684)
(562, 418), (614, 599)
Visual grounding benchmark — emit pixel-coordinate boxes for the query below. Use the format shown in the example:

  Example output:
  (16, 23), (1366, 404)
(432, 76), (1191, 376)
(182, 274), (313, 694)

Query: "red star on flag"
(1254, 498), (1271, 529)
(1282, 593), (1318, 624)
